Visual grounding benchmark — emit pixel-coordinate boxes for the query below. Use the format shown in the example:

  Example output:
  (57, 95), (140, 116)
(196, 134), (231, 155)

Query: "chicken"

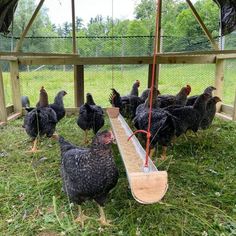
(133, 87), (175, 160)
(109, 80), (142, 119)
(166, 93), (210, 137)
(200, 96), (221, 129)
(139, 88), (161, 103)
(186, 86), (216, 106)
(157, 85), (191, 108)
(23, 87), (57, 152)
(58, 130), (118, 226)
(77, 93), (104, 143)
(49, 90), (67, 122)
(21, 96), (30, 108)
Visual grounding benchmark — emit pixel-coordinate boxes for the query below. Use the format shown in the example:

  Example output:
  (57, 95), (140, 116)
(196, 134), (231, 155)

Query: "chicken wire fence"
(1, 61), (235, 108)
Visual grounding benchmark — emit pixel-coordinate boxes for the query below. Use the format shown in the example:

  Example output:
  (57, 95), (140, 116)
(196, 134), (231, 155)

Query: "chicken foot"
(75, 205), (90, 228)
(98, 204), (111, 226)
(26, 138), (41, 153)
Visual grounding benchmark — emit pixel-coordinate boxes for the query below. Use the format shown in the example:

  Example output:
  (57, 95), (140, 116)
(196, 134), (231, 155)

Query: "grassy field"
(2, 63), (236, 108)
(0, 115), (236, 235)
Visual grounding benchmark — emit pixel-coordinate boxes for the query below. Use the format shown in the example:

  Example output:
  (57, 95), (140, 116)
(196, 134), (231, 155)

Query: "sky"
(38, 0), (140, 26)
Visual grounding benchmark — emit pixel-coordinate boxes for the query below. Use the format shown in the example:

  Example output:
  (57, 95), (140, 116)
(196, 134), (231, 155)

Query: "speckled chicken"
(186, 86), (216, 106)
(23, 87), (57, 152)
(58, 130), (118, 226)
(77, 93), (104, 143)
(49, 90), (67, 122)
(200, 96), (221, 129)
(109, 80), (142, 119)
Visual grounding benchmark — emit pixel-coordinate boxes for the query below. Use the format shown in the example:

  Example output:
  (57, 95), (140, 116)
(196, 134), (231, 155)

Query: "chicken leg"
(84, 130), (89, 144)
(160, 146), (167, 160)
(75, 205), (90, 228)
(149, 148), (156, 159)
(26, 138), (40, 153)
(98, 204), (111, 226)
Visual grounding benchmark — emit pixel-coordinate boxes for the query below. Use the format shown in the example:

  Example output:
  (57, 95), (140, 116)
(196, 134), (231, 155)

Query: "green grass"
(2, 63), (236, 108)
(0, 115), (236, 235)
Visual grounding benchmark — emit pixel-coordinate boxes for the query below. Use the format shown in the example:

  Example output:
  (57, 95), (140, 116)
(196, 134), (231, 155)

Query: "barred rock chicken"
(157, 85), (191, 108)
(109, 80), (142, 119)
(21, 96), (30, 108)
(139, 88), (161, 103)
(200, 96), (221, 129)
(166, 93), (210, 137)
(49, 90), (67, 122)
(23, 87), (57, 152)
(133, 87), (175, 160)
(58, 130), (118, 226)
(186, 86), (216, 106)
(77, 93), (104, 143)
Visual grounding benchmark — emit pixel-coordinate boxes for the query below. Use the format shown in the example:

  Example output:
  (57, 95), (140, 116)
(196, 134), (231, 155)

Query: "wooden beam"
(221, 104), (233, 116)
(0, 66), (7, 122)
(74, 65), (84, 107)
(214, 59), (224, 112)
(15, 0), (45, 52)
(148, 64), (156, 88)
(71, 0), (77, 54)
(186, 0), (219, 50)
(18, 55), (216, 65)
(10, 61), (22, 113)
(215, 112), (232, 121)
(7, 112), (21, 122)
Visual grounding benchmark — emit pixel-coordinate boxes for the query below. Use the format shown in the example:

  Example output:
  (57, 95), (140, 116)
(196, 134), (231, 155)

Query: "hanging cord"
(111, 0), (114, 88)
(128, 0), (161, 171)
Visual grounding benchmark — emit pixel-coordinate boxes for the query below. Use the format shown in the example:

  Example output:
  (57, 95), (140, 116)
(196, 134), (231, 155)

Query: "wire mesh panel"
(224, 59), (236, 106)
(159, 64), (215, 96)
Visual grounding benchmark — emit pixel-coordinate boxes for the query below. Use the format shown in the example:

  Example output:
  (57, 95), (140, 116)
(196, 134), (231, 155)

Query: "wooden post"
(148, 64), (156, 88)
(233, 89), (236, 121)
(214, 59), (224, 112)
(74, 65), (84, 107)
(15, 0), (45, 52)
(71, 0), (77, 54)
(10, 61), (22, 113)
(0, 66), (7, 123)
(186, 0), (219, 50)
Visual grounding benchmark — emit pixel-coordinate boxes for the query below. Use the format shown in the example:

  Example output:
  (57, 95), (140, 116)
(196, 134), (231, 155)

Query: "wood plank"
(7, 112), (21, 122)
(15, 0), (45, 52)
(0, 66), (7, 122)
(186, 0), (219, 50)
(18, 55), (216, 65)
(71, 0), (77, 54)
(214, 59), (224, 112)
(221, 104), (233, 116)
(10, 61), (22, 113)
(74, 65), (84, 107)
(1, 49), (236, 58)
(0, 56), (17, 61)
(215, 112), (233, 121)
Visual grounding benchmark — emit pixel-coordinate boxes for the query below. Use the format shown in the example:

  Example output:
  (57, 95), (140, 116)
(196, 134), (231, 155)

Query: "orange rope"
(128, 0), (160, 169)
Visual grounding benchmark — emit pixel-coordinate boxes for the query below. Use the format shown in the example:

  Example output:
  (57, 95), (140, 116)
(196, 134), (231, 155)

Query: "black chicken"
(166, 93), (210, 137)
(200, 96), (221, 129)
(58, 130), (118, 226)
(77, 93), (104, 143)
(186, 86), (216, 106)
(156, 85), (191, 108)
(21, 96), (30, 108)
(49, 90), (67, 122)
(23, 87), (57, 152)
(139, 88), (161, 103)
(133, 87), (175, 160)
(109, 80), (142, 119)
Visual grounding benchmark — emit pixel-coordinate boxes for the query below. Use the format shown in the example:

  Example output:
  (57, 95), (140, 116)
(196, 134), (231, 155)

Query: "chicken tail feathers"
(58, 136), (77, 153)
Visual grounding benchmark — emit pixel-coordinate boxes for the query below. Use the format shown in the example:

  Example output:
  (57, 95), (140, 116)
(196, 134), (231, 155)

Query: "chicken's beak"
(110, 131), (117, 144)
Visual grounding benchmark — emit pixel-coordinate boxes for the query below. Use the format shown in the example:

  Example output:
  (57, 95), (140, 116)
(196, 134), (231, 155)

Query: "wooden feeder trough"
(107, 107), (168, 204)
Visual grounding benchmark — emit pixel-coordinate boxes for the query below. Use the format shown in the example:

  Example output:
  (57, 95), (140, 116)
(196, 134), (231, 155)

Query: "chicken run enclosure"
(1, 0), (236, 234)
